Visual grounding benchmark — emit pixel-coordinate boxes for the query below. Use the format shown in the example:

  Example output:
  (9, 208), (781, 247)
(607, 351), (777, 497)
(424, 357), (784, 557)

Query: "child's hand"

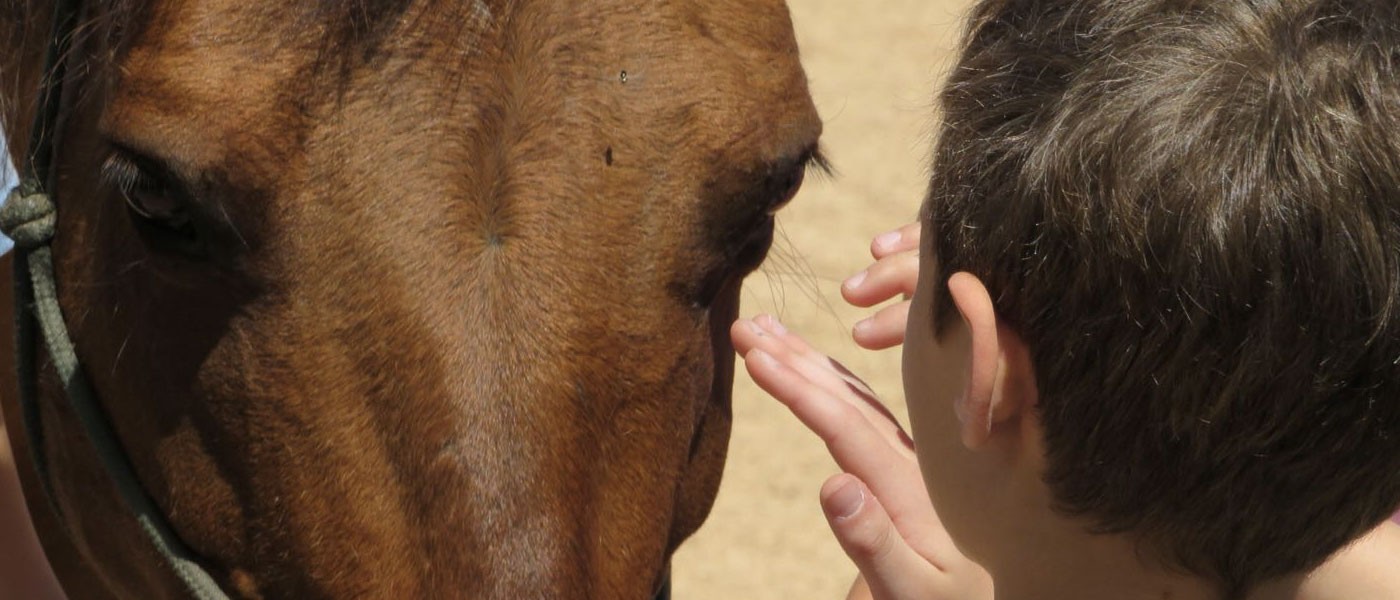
(731, 314), (992, 600)
(842, 222), (921, 350)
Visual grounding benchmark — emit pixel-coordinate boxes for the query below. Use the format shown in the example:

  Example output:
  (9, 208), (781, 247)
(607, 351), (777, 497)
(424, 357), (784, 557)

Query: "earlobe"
(947, 273), (1033, 449)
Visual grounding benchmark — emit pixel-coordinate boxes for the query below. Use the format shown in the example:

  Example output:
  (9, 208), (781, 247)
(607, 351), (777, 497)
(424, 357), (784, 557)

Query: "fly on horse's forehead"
(0, 1), (821, 598)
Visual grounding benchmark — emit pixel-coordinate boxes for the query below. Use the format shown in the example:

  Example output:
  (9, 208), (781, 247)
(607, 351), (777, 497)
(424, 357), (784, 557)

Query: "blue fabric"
(1, 130), (15, 255)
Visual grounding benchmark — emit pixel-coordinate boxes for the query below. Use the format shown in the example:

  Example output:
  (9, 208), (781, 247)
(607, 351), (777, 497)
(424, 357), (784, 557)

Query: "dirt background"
(672, 1), (975, 597)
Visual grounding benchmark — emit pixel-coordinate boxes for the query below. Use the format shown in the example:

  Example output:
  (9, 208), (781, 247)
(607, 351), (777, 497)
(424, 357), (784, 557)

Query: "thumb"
(822, 474), (943, 600)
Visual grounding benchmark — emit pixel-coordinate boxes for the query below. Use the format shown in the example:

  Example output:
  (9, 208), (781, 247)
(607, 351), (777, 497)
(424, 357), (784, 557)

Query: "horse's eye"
(682, 148), (826, 309)
(102, 153), (206, 258)
(770, 161), (806, 214)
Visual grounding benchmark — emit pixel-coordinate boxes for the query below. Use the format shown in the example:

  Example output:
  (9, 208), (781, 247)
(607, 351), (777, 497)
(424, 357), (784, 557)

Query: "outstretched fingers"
(736, 343), (911, 489)
(734, 316), (913, 455)
(732, 318), (960, 560)
(844, 222), (921, 308)
(842, 223), (922, 351)
(729, 219), (995, 599)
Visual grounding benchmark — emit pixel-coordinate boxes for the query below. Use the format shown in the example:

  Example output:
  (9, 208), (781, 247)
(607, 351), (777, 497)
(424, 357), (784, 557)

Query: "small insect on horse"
(0, 0), (822, 597)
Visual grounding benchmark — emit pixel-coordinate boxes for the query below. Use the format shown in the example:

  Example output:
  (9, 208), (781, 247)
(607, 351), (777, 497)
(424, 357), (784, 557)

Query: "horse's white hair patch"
(471, 0), (492, 26)
(455, 0), (494, 56)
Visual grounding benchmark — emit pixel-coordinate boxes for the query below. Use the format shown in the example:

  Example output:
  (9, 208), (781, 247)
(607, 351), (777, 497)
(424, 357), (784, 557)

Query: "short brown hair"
(926, 0), (1400, 595)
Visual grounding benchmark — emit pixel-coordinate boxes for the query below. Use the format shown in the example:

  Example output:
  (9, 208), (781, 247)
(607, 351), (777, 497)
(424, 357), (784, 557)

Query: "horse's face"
(2, 1), (820, 597)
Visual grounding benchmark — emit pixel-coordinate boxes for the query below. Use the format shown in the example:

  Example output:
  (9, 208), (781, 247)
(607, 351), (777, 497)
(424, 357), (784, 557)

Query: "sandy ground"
(672, 1), (975, 597)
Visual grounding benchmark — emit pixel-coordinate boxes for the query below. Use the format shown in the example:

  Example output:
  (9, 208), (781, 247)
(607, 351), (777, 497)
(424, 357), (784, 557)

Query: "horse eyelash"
(100, 153), (153, 196)
(802, 145), (835, 180)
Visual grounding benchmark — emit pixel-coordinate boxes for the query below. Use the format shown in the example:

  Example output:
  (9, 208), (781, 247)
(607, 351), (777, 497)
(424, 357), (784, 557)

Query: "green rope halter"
(3, 1), (230, 597)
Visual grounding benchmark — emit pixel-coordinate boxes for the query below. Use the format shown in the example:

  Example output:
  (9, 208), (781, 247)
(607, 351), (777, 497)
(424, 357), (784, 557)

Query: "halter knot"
(1, 182), (57, 250)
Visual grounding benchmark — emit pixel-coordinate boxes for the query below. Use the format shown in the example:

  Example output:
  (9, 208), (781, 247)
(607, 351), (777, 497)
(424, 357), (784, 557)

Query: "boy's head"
(905, 0), (1400, 595)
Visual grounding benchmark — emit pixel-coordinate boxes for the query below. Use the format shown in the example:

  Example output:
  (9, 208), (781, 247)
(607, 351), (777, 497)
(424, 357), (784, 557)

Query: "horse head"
(0, 1), (822, 597)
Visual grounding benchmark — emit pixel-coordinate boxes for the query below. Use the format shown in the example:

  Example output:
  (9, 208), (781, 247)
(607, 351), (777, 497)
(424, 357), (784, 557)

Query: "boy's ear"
(947, 272), (1037, 449)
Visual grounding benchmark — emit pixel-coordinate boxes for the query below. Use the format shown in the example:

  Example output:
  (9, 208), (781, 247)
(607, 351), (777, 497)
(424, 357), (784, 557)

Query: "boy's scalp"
(928, 0), (1400, 594)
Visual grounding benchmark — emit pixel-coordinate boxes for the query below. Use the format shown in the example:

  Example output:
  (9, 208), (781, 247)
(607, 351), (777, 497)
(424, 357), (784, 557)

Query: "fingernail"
(843, 271), (867, 290)
(746, 320), (766, 337)
(828, 478), (865, 520)
(765, 316), (788, 335)
(750, 348), (776, 365)
(853, 319), (872, 337)
(875, 230), (902, 250)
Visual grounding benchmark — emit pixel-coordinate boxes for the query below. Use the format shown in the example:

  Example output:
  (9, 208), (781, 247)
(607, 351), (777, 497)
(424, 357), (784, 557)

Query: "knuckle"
(856, 516), (899, 562)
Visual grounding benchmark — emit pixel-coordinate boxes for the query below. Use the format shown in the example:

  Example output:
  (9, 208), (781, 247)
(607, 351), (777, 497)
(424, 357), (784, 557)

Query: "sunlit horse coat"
(0, 0), (824, 597)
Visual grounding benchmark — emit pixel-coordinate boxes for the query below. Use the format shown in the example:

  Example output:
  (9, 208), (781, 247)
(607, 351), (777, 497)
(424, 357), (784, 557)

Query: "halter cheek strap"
(3, 5), (675, 599)
(2, 2), (228, 598)
(3, 185), (229, 600)
(0, 160), (677, 600)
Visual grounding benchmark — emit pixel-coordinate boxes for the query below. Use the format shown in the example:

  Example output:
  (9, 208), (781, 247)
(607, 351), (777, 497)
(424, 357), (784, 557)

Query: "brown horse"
(0, 0), (822, 597)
